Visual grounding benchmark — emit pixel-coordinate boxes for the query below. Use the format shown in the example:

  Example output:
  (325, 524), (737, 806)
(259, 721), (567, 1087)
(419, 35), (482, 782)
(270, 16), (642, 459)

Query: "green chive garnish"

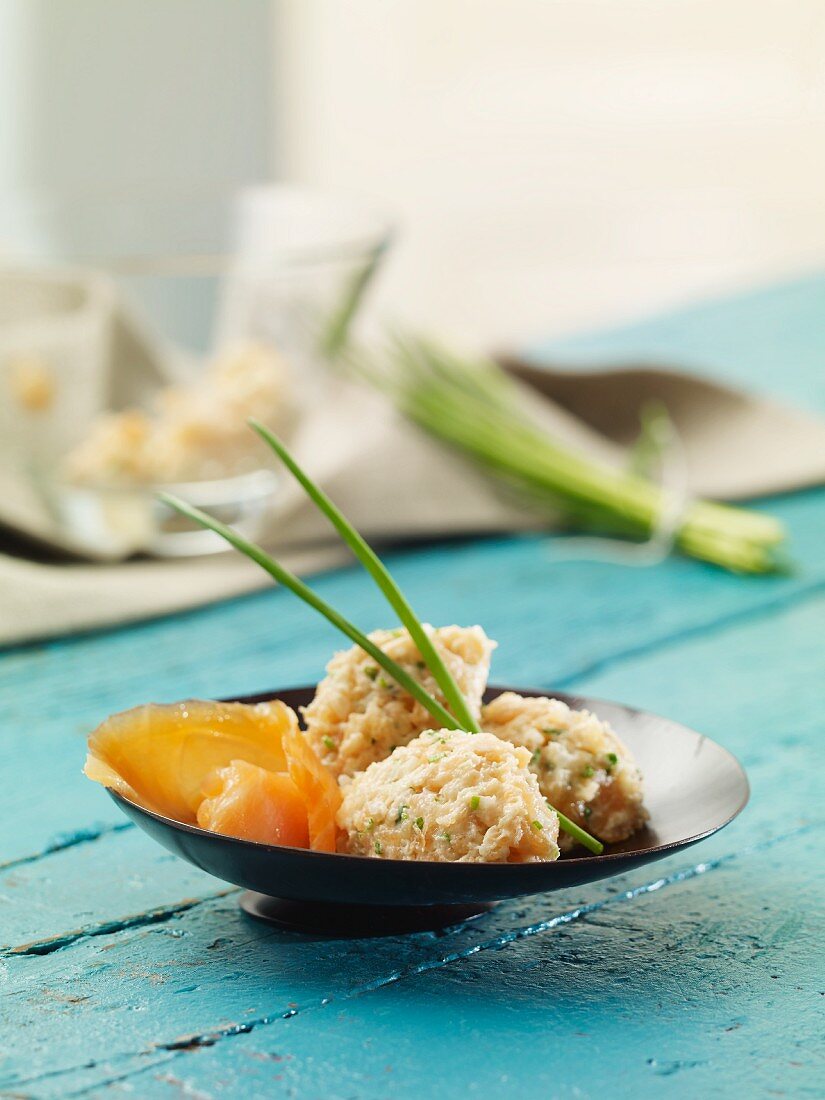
(469, 795), (480, 811)
(606, 752), (618, 766)
(158, 494), (460, 732)
(561, 807), (597, 849)
(248, 419), (481, 732)
(545, 798), (602, 854)
(322, 736), (336, 751)
(582, 765), (595, 778)
(365, 666), (379, 680)
(531, 820), (543, 831)
(415, 817), (424, 830)
(395, 805), (408, 824)
(374, 840), (382, 855)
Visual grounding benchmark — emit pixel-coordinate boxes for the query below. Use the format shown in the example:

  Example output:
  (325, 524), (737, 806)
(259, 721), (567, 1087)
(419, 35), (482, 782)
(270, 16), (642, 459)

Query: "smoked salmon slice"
(282, 721), (342, 852)
(197, 760), (310, 848)
(84, 698), (295, 824)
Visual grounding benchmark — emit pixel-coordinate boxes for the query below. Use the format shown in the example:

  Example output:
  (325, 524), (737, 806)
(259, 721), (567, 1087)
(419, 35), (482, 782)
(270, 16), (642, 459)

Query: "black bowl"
(111, 685), (748, 936)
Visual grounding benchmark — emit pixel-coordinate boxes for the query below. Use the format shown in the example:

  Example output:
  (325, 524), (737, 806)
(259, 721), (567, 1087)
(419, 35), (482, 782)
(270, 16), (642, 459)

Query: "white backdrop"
(0, 0), (274, 350)
(274, 0), (825, 346)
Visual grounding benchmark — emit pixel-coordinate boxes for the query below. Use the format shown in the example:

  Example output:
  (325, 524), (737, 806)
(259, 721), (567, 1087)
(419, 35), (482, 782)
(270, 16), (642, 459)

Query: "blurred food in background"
(62, 344), (292, 488)
(0, 185), (391, 557)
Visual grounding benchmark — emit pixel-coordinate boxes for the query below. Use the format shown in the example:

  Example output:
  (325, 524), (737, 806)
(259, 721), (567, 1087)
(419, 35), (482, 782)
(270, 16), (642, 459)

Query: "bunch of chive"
(340, 334), (787, 575)
(161, 425), (603, 855)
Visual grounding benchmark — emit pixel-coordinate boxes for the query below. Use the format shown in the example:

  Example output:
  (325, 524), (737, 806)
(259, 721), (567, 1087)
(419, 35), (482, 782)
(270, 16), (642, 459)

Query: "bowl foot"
(240, 891), (496, 937)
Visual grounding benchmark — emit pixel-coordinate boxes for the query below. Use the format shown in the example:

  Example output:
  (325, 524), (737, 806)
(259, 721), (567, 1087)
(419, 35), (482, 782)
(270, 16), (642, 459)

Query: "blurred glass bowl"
(55, 470), (279, 558)
(6, 186), (392, 558)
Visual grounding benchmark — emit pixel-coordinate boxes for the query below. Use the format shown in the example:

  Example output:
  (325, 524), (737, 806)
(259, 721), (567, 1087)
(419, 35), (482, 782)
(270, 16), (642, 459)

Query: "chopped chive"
(158, 494), (461, 733)
(249, 419), (481, 731)
(563, 806), (597, 848)
(606, 752), (618, 766)
(542, 727), (563, 737)
(544, 798), (603, 855)
(441, 832), (452, 843)
(374, 840), (382, 855)
(531, 820), (543, 831)
(469, 795), (480, 811)
(428, 754), (445, 764)
(365, 817), (375, 831)
(582, 765), (595, 778)
(395, 805), (409, 824)
(530, 748), (542, 766)
(415, 817), (424, 830)
(377, 676), (391, 689)
(365, 666), (379, 680)
(322, 736), (336, 751)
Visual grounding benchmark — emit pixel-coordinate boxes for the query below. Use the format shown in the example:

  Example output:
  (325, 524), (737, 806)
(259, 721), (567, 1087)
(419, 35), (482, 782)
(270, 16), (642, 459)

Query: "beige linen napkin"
(2, 269), (825, 647)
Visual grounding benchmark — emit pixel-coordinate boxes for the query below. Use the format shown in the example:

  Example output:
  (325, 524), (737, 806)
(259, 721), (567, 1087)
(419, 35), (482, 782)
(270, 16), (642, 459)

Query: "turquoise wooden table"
(2, 275), (823, 1098)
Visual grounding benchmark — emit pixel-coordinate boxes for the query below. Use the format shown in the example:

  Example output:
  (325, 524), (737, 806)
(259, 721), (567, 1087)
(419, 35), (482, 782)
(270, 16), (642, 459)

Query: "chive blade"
(248, 418), (481, 733)
(158, 493), (460, 732)
(551, 806), (604, 855)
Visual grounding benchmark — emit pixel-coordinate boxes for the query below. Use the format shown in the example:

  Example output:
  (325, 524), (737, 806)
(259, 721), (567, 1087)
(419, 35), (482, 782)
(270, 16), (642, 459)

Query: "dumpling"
(303, 625), (495, 778)
(482, 692), (646, 849)
(338, 728), (559, 863)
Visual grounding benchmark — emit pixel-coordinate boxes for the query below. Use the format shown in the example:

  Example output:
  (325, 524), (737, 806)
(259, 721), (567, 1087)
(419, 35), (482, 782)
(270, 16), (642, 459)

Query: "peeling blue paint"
(4, 889), (235, 957)
(0, 820), (133, 874)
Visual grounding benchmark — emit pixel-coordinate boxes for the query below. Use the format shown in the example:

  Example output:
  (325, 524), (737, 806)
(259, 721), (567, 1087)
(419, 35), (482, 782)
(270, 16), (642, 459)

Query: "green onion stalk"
(340, 334), (787, 575)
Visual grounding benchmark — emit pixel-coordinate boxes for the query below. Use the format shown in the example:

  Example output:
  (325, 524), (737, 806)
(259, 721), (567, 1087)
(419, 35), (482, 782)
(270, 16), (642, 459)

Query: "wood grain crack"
(0, 821), (133, 875)
(2, 889), (237, 957)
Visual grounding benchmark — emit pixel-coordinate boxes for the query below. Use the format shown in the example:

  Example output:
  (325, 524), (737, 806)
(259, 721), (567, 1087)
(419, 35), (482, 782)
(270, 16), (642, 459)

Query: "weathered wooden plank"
(0, 829), (226, 954)
(1, 592), (821, 1096)
(2, 825), (818, 1098)
(66, 829), (822, 1100)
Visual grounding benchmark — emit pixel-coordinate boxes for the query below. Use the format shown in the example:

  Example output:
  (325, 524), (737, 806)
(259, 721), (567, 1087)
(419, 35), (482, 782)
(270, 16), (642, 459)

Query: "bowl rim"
(108, 683), (750, 869)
